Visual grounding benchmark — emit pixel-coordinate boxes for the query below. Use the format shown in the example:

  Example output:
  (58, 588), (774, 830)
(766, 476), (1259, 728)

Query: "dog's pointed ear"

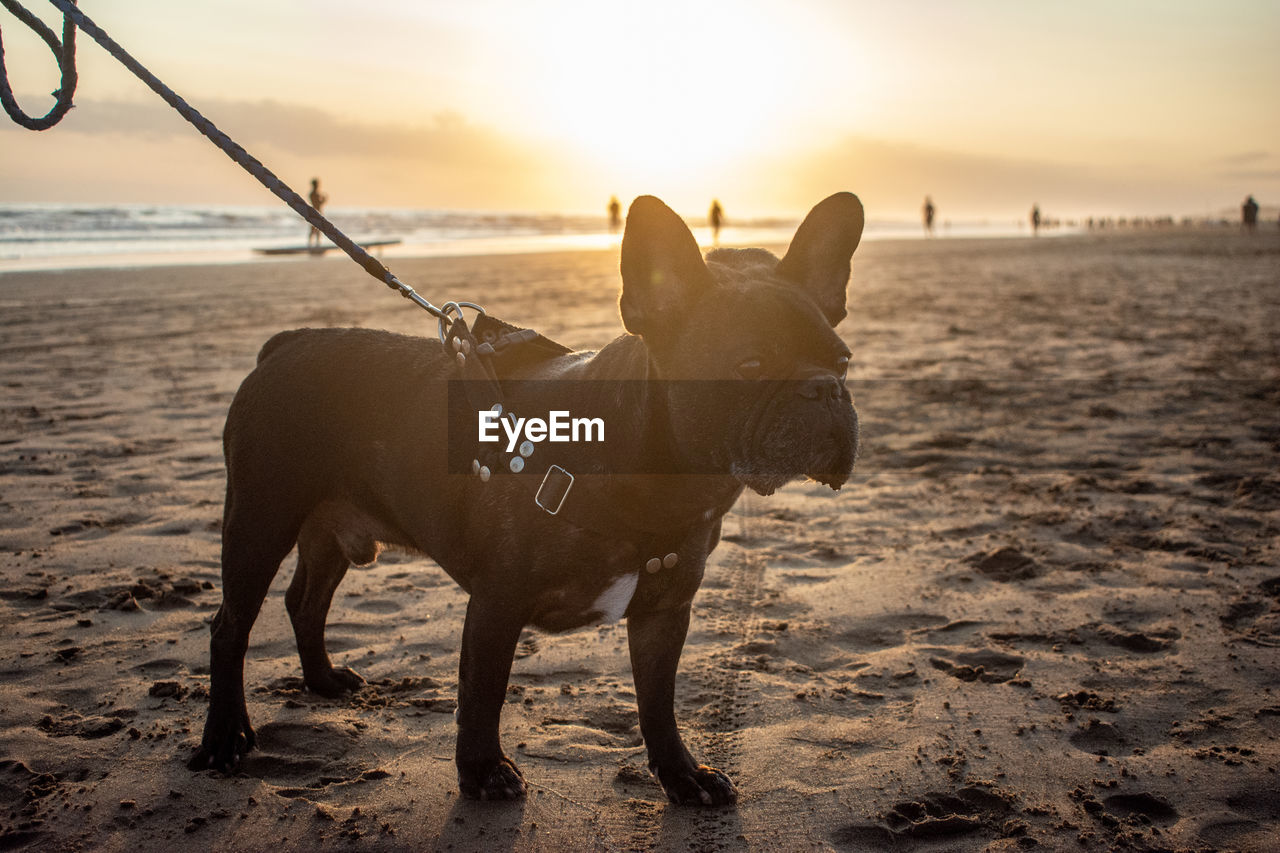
(776, 192), (864, 326)
(619, 196), (714, 337)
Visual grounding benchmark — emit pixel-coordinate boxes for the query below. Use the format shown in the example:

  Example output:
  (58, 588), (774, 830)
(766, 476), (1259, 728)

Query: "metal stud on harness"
(442, 309), (581, 512)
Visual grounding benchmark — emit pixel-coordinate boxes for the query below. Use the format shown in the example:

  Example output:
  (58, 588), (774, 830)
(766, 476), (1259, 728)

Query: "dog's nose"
(799, 374), (843, 401)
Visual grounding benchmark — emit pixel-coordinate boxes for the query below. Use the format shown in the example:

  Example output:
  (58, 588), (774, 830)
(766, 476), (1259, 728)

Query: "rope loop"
(0, 0), (78, 130)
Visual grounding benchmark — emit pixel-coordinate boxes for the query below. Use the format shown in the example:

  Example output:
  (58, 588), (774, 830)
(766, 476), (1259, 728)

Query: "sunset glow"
(1, 0), (1276, 220)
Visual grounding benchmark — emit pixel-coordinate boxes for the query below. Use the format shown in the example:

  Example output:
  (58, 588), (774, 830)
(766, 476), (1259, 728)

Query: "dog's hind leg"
(286, 504), (373, 697)
(190, 492), (300, 772)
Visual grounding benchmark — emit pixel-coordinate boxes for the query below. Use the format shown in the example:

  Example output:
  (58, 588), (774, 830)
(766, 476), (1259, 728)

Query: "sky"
(1, 0), (1277, 221)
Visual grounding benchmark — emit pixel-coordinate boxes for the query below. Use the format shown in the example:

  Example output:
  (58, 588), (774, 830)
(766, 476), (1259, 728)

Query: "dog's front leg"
(455, 590), (526, 800)
(628, 603), (737, 806)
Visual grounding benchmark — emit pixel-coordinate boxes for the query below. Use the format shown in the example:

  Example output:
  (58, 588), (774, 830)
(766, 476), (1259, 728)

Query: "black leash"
(0, 0), (449, 321)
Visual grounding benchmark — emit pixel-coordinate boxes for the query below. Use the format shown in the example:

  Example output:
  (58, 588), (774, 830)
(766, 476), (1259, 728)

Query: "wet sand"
(1, 228), (1278, 851)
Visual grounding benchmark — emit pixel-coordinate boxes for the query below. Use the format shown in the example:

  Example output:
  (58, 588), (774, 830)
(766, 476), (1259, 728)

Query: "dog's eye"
(835, 355), (850, 378)
(736, 358), (763, 379)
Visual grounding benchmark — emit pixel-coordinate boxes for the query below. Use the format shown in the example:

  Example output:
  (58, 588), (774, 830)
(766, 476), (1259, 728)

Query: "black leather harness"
(444, 312), (738, 576)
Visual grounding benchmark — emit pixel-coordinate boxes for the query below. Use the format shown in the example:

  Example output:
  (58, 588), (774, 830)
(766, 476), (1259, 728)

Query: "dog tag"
(490, 403), (503, 416)
(509, 456), (525, 473)
(456, 352), (466, 367)
(518, 441), (534, 458)
(471, 459), (481, 476)
(645, 557), (662, 574)
(534, 465), (574, 515)
(663, 553), (678, 569)
(479, 465), (491, 482)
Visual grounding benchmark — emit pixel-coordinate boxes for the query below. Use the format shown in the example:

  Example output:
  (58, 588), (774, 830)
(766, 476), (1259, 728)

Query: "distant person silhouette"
(922, 196), (936, 236)
(608, 196), (622, 233)
(1031, 204), (1041, 236)
(308, 178), (329, 249)
(709, 199), (724, 245)
(1242, 195), (1259, 232)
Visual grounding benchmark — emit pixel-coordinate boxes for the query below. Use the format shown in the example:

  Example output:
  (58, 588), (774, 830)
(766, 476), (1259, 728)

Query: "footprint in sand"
(1068, 719), (1129, 756)
(99, 579), (200, 612)
(1094, 623), (1180, 653)
(839, 613), (949, 653)
(1102, 792), (1178, 823)
(253, 720), (359, 759)
(832, 785), (1014, 845)
(352, 599), (403, 615)
(1220, 598), (1267, 630)
(132, 658), (187, 676)
(239, 721), (365, 788)
(927, 649), (1025, 684)
(1198, 818), (1271, 849)
(1226, 786), (1280, 821)
(0, 758), (58, 847)
(580, 701), (641, 737)
(36, 712), (128, 740)
(271, 767), (391, 802)
(963, 547), (1038, 581)
(0, 757), (59, 802)
(919, 619), (987, 643)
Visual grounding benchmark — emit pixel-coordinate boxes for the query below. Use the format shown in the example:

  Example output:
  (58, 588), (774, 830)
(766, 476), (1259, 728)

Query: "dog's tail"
(254, 326), (312, 363)
(255, 329), (309, 365)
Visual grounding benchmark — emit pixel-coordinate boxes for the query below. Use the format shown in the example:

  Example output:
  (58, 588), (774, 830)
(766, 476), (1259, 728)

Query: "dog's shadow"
(434, 795), (527, 851)
(433, 789), (741, 849)
(655, 799), (743, 848)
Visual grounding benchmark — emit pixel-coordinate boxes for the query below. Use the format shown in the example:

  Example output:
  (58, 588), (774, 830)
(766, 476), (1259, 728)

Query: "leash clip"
(535, 465), (574, 515)
(437, 301), (486, 344)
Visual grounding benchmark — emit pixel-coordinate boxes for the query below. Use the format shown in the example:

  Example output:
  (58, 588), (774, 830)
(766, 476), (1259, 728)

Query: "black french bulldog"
(189, 193), (863, 805)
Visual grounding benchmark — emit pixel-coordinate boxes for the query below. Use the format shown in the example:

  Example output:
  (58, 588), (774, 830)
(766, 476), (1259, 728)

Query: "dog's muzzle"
(731, 380), (859, 495)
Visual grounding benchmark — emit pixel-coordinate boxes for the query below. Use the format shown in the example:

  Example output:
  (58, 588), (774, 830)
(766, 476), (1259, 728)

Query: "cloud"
(1217, 150), (1272, 166)
(1211, 151), (1279, 183)
(62, 96), (534, 167)
(777, 136), (1252, 219)
(15, 95), (563, 207)
(1216, 169), (1280, 182)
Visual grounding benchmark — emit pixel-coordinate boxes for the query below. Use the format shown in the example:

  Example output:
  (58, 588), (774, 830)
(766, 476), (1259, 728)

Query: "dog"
(189, 193), (864, 805)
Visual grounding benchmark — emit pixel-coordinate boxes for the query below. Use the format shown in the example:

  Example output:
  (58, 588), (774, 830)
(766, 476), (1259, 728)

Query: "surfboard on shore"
(254, 238), (401, 256)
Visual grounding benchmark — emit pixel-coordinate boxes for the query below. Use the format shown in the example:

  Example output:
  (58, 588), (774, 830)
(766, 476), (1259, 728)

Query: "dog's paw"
(654, 763), (737, 807)
(458, 754), (526, 801)
(304, 665), (366, 698)
(188, 711), (255, 773)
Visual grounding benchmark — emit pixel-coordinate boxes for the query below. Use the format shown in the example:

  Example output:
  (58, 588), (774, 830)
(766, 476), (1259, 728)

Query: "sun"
(494, 1), (807, 192)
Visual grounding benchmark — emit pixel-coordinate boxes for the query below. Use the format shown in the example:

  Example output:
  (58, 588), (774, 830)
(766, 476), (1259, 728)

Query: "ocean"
(0, 203), (1045, 273)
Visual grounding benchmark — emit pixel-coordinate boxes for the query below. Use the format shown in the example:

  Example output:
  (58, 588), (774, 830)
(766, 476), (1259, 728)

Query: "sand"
(1, 228), (1278, 851)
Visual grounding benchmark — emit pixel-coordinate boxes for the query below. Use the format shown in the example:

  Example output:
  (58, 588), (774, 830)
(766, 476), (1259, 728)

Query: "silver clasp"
(437, 300), (486, 343)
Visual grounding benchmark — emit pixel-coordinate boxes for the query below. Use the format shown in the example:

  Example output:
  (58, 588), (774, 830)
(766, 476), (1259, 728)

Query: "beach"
(1, 228), (1277, 851)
